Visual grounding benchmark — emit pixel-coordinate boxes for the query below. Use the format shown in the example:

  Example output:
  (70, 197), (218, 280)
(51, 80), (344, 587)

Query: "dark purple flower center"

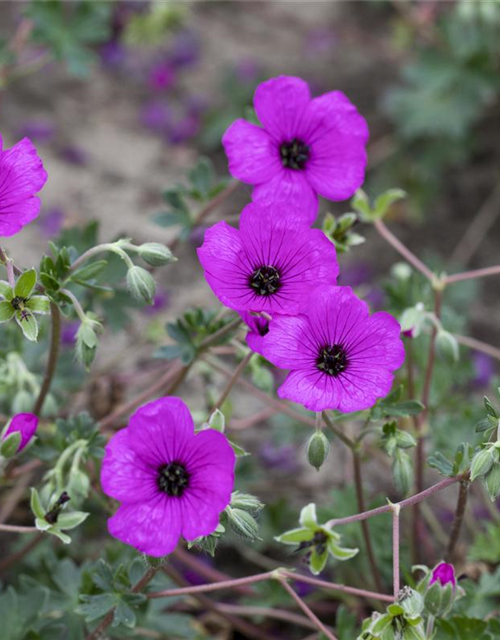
(317, 344), (348, 377)
(11, 296), (27, 310)
(158, 462), (190, 497)
(250, 266), (281, 296)
(280, 138), (310, 170)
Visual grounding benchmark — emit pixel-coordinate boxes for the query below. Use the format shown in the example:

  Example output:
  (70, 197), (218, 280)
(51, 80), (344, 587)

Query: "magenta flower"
(0, 134), (48, 237)
(198, 201), (339, 315)
(223, 75), (368, 223)
(239, 310), (269, 354)
(261, 286), (405, 412)
(101, 397), (236, 557)
(429, 562), (456, 589)
(2, 413), (39, 453)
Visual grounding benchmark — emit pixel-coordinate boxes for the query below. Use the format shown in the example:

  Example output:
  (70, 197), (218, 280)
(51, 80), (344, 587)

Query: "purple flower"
(148, 61), (175, 92)
(168, 114), (201, 144)
(61, 321), (79, 346)
(238, 310), (269, 354)
(0, 134), (48, 237)
(429, 562), (456, 589)
(143, 290), (170, 316)
(2, 413), (39, 452)
(222, 76), (368, 224)
(261, 286), (405, 413)
(140, 100), (171, 133)
(101, 396), (236, 557)
(258, 442), (298, 474)
(169, 30), (200, 68)
(473, 352), (494, 388)
(17, 120), (55, 144)
(38, 207), (64, 238)
(59, 145), (88, 166)
(197, 201), (339, 315)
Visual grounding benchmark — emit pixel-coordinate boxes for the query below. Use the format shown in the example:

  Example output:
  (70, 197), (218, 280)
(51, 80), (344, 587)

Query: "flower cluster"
(199, 75), (404, 413)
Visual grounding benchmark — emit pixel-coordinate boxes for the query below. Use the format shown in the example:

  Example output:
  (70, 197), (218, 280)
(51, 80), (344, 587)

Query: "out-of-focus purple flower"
(293, 575), (316, 597)
(473, 352), (494, 388)
(17, 120), (55, 144)
(223, 75), (369, 224)
(262, 286), (405, 413)
(339, 263), (372, 288)
(38, 207), (64, 239)
(61, 321), (79, 347)
(186, 94), (208, 117)
(168, 114), (201, 144)
(429, 562), (456, 589)
(2, 413), (39, 453)
(363, 286), (384, 310)
(140, 100), (171, 133)
(169, 30), (200, 68)
(100, 40), (128, 69)
(189, 225), (208, 249)
(258, 442), (298, 474)
(148, 61), (175, 92)
(304, 27), (337, 57)
(0, 133), (48, 237)
(59, 145), (88, 166)
(101, 396), (236, 557)
(235, 58), (260, 84)
(143, 290), (170, 316)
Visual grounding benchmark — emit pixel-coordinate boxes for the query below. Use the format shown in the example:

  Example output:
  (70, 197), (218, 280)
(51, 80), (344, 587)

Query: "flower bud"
(470, 447), (494, 481)
(397, 586), (424, 618)
(307, 430), (330, 471)
(226, 507), (261, 541)
(424, 562), (456, 617)
(436, 330), (459, 365)
(138, 243), (177, 267)
(484, 461), (500, 502)
(127, 266), (156, 305)
(230, 491), (264, 515)
(1, 413), (38, 456)
(393, 449), (413, 496)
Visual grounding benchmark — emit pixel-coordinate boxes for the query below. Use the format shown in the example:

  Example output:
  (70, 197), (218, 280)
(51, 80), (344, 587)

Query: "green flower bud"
(470, 447), (495, 481)
(424, 581), (455, 617)
(230, 491), (264, 515)
(127, 266), (156, 305)
(0, 431), (22, 458)
(307, 430), (330, 471)
(436, 330), (459, 365)
(398, 586), (424, 618)
(484, 462), (500, 501)
(393, 450), (413, 496)
(226, 506), (261, 541)
(138, 243), (177, 267)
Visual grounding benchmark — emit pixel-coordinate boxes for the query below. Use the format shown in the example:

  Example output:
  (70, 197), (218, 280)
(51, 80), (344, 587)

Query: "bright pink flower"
(2, 413), (39, 452)
(223, 76), (368, 224)
(429, 562), (456, 589)
(238, 310), (270, 354)
(101, 397), (235, 557)
(261, 286), (405, 412)
(197, 201), (339, 315)
(0, 134), (48, 237)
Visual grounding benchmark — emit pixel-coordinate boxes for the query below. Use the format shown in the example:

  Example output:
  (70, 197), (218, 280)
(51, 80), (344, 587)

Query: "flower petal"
(127, 396), (195, 466)
(254, 76), (311, 142)
(262, 314), (317, 370)
(107, 496), (182, 557)
(0, 197), (41, 237)
(277, 369), (344, 412)
(252, 170), (318, 224)
(101, 429), (158, 504)
(0, 138), (48, 206)
(222, 119), (281, 185)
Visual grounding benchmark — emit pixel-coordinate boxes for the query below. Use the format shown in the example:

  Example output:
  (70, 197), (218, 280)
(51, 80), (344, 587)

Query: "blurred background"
(1, 3), (500, 637)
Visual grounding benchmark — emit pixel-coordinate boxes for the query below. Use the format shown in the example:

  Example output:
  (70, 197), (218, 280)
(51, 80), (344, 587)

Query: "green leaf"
(0, 300), (15, 322)
(427, 451), (455, 477)
(15, 310), (38, 341)
(70, 259), (108, 282)
(275, 528), (315, 544)
(374, 189), (407, 218)
(14, 268), (37, 298)
(77, 593), (116, 622)
(26, 295), (50, 314)
(299, 503), (318, 529)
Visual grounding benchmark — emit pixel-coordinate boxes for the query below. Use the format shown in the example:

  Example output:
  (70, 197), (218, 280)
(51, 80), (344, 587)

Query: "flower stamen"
(158, 462), (190, 497)
(317, 344), (348, 377)
(280, 138), (310, 170)
(249, 266), (281, 296)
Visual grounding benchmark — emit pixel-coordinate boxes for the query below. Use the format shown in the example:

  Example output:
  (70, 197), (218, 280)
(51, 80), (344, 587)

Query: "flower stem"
(426, 614), (436, 638)
(33, 302), (61, 416)
(148, 571), (274, 598)
(61, 288), (87, 323)
(68, 242), (133, 274)
(280, 571), (393, 602)
(278, 578), (339, 640)
(453, 332), (500, 363)
(0, 523), (38, 533)
(445, 478), (470, 562)
(444, 264), (500, 285)
(212, 350), (253, 412)
(391, 504), (401, 598)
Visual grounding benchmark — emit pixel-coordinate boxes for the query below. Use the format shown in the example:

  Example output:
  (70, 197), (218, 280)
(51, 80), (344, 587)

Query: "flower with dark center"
(238, 310), (271, 355)
(223, 75), (368, 224)
(198, 201), (339, 316)
(262, 286), (405, 413)
(101, 396), (235, 557)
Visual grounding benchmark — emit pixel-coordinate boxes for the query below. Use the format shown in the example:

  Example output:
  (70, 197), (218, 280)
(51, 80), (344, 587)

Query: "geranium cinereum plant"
(1, 38), (500, 639)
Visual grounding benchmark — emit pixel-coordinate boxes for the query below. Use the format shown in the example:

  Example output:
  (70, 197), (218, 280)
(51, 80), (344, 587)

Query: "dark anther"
(316, 344), (348, 377)
(158, 462), (190, 497)
(45, 491), (71, 524)
(280, 138), (310, 170)
(11, 296), (27, 311)
(249, 266), (281, 297)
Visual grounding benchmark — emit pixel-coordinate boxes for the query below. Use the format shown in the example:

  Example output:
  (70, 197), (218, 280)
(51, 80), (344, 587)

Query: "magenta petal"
(180, 491), (224, 541)
(127, 396), (195, 466)
(254, 76), (311, 141)
(107, 497), (182, 557)
(3, 412), (38, 451)
(262, 314), (315, 369)
(222, 119), (281, 185)
(277, 370), (342, 412)
(252, 171), (318, 224)
(101, 429), (158, 504)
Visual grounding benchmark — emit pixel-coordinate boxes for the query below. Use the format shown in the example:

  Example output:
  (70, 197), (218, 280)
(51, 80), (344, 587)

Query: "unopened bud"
(307, 430), (330, 471)
(398, 586), (424, 618)
(484, 462), (500, 501)
(424, 562), (456, 617)
(0, 431), (22, 458)
(470, 447), (494, 481)
(436, 330), (459, 365)
(226, 507), (261, 541)
(127, 266), (156, 305)
(230, 491), (264, 515)
(393, 449), (412, 496)
(138, 243), (177, 267)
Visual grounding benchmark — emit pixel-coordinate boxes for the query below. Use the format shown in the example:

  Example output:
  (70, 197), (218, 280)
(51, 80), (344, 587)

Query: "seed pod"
(470, 447), (494, 481)
(484, 462), (500, 501)
(307, 430), (330, 471)
(127, 266), (156, 305)
(138, 243), (177, 267)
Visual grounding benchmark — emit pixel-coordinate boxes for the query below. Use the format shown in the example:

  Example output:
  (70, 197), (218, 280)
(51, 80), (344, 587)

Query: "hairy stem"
(392, 504), (401, 598)
(444, 264), (500, 285)
(446, 479), (470, 562)
(279, 578), (339, 640)
(33, 302), (61, 416)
